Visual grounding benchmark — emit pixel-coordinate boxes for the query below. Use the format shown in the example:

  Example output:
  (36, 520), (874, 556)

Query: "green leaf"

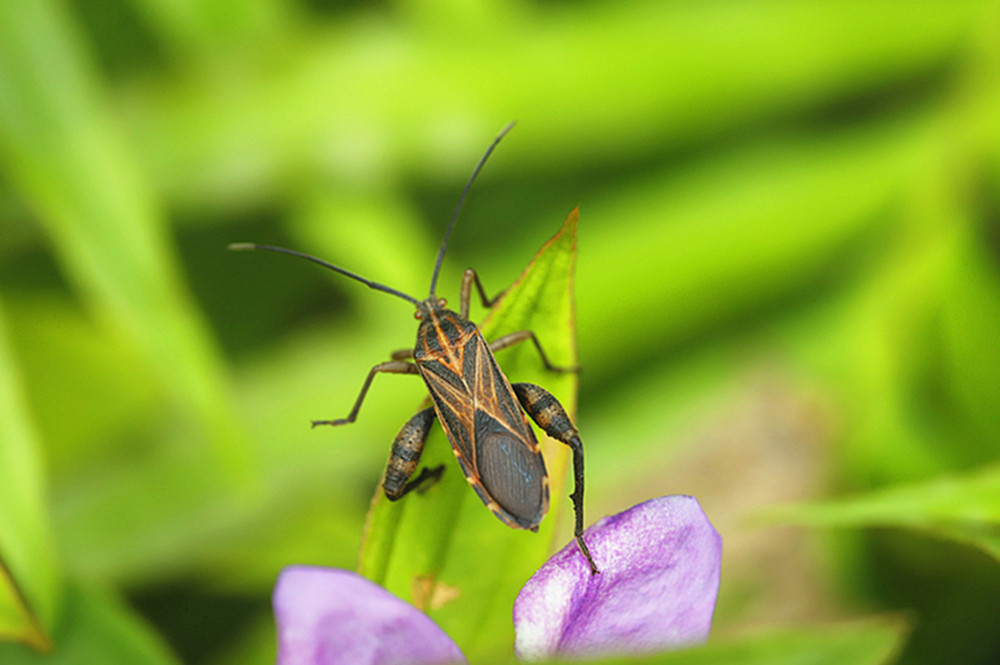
(0, 581), (179, 665)
(761, 464), (1000, 562)
(940, 241), (1000, 458)
(0, 0), (251, 487)
(571, 618), (906, 665)
(574, 112), (929, 379)
(0, 561), (47, 653)
(0, 300), (59, 651)
(124, 2), (981, 213)
(358, 209), (580, 661)
(127, 0), (290, 57)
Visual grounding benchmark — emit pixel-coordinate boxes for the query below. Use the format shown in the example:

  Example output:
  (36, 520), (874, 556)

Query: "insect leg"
(489, 331), (579, 373)
(512, 382), (599, 575)
(390, 348), (414, 361)
(459, 268), (505, 319)
(312, 360), (418, 427)
(384, 408), (444, 500)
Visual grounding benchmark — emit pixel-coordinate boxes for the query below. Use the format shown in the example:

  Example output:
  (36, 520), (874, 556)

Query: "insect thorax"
(413, 306), (478, 359)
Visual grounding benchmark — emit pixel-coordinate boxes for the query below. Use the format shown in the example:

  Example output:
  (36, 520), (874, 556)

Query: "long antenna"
(229, 243), (421, 306)
(428, 121), (516, 298)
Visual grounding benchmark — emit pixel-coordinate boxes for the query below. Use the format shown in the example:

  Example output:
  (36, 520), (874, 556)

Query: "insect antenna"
(228, 243), (421, 306)
(428, 121), (516, 298)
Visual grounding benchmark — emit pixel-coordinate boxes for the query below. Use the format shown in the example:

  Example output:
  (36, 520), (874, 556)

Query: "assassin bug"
(230, 123), (599, 574)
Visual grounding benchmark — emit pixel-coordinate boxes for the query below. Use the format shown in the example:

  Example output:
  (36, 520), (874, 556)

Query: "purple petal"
(274, 566), (466, 665)
(513, 496), (722, 661)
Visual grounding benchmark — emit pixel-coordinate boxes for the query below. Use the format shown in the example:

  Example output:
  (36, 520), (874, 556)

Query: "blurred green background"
(2, 0), (1000, 664)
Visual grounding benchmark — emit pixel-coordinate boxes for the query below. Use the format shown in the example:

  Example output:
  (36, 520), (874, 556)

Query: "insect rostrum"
(230, 123), (599, 575)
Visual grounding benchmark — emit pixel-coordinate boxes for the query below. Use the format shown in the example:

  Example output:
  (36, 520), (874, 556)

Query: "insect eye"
(414, 310), (424, 320)
(437, 298), (447, 308)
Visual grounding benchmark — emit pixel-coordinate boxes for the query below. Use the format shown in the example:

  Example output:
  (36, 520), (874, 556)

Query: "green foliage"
(580, 619), (907, 665)
(0, 304), (58, 650)
(763, 465), (1000, 561)
(0, 581), (178, 665)
(0, 0), (999, 663)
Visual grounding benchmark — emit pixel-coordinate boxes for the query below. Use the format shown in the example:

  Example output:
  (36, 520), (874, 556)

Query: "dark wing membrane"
(473, 410), (546, 528)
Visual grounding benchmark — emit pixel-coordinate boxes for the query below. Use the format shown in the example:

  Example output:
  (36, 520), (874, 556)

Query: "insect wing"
(418, 326), (549, 530)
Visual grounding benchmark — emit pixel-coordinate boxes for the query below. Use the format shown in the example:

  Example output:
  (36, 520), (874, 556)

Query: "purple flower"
(273, 496), (721, 665)
(273, 567), (466, 665)
(513, 496), (722, 660)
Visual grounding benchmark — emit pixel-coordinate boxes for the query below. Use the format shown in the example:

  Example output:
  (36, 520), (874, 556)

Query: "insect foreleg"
(489, 331), (579, 374)
(512, 382), (599, 575)
(312, 360), (418, 427)
(460, 268), (505, 319)
(390, 348), (414, 361)
(384, 408), (444, 500)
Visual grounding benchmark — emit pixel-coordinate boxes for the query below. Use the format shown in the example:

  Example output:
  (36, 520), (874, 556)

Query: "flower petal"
(513, 496), (722, 661)
(274, 566), (466, 665)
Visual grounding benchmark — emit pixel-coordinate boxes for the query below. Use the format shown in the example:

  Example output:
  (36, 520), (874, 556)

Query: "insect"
(230, 123), (598, 574)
